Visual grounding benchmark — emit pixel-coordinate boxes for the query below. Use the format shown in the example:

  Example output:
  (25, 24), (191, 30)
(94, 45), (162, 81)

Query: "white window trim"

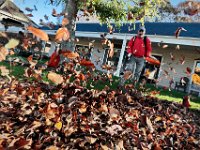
(189, 60), (200, 97)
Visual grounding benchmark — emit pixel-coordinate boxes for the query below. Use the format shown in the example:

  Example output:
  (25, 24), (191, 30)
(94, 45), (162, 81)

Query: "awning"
(0, 0), (38, 27)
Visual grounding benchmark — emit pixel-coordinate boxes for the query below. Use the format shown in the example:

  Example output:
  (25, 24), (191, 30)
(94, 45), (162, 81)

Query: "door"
(190, 60), (200, 96)
(140, 54), (162, 83)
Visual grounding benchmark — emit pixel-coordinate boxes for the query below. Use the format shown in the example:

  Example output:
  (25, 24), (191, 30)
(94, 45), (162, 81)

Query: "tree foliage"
(53, 0), (168, 26)
(157, 0), (200, 22)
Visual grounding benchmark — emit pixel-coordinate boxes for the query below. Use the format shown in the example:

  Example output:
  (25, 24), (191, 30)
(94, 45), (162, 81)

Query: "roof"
(0, 0), (38, 27)
(40, 22), (200, 38)
(76, 23), (200, 38)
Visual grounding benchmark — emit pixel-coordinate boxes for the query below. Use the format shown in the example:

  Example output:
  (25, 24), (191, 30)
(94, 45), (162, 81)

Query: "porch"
(1, 25), (200, 97)
(73, 31), (200, 97)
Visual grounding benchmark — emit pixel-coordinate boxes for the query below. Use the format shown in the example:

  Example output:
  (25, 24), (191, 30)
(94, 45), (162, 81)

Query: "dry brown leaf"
(62, 18), (69, 26)
(13, 138), (32, 149)
(99, 104), (108, 112)
(45, 104), (58, 120)
(85, 136), (97, 144)
(0, 66), (9, 76)
(102, 64), (112, 70)
(100, 143), (110, 150)
(176, 45), (180, 50)
(107, 124), (123, 136)
(9, 49), (15, 55)
(61, 50), (79, 59)
(155, 116), (162, 122)
(153, 142), (162, 150)
(108, 40), (114, 58)
(55, 121), (62, 131)
(55, 27), (70, 42)
(45, 146), (59, 150)
(162, 44), (168, 49)
(30, 121), (42, 130)
(5, 38), (19, 49)
(116, 140), (125, 150)
(123, 71), (132, 80)
(0, 88), (9, 96)
(0, 32), (8, 38)
(109, 107), (120, 121)
(79, 103), (87, 113)
(0, 47), (8, 62)
(27, 26), (49, 41)
(47, 72), (64, 85)
(64, 126), (77, 137)
(27, 55), (37, 68)
(146, 116), (154, 133)
(79, 59), (94, 67)
(187, 136), (198, 144)
(75, 73), (86, 81)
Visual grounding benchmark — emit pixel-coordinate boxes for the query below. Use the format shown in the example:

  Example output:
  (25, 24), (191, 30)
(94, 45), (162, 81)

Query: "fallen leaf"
(123, 71), (132, 80)
(47, 72), (64, 85)
(55, 121), (62, 130)
(55, 27), (70, 42)
(85, 136), (97, 144)
(5, 38), (19, 49)
(0, 66), (9, 76)
(0, 46), (8, 62)
(162, 44), (168, 48)
(79, 59), (94, 67)
(61, 50), (79, 59)
(62, 18), (69, 26)
(45, 145), (59, 150)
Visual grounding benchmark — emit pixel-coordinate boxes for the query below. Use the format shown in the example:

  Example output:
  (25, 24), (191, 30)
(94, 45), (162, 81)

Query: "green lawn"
(0, 61), (25, 78)
(143, 84), (200, 110)
(0, 59), (199, 110)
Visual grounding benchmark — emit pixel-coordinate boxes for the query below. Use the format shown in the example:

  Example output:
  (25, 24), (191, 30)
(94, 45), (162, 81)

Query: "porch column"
(114, 34), (127, 77)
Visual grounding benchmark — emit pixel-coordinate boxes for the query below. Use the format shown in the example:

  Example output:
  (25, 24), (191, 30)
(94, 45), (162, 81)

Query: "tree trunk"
(61, 0), (77, 52)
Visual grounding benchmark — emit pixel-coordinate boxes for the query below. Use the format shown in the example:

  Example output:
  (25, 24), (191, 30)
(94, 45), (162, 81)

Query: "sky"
(14, 0), (63, 24)
(13, 0), (186, 25)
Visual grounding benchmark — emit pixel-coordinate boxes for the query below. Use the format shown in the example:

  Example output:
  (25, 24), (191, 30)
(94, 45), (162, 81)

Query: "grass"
(143, 84), (200, 110)
(0, 58), (199, 110)
(0, 56), (49, 80)
(0, 61), (25, 78)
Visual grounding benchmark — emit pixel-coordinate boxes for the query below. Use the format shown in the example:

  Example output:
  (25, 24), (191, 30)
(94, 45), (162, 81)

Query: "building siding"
(152, 46), (199, 90)
(77, 38), (200, 92)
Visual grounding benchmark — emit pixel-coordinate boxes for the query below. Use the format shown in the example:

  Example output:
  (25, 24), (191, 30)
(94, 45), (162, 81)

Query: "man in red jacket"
(119, 26), (152, 86)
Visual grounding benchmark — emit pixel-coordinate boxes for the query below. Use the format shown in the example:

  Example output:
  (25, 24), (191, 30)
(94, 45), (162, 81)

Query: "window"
(191, 60), (200, 91)
(75, 44), (93, 60)
(102, 48), (121, 71)
(140, 55), (162, 83)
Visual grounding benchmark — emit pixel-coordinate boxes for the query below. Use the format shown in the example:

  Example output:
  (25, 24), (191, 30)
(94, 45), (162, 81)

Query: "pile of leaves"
(0, 74), (200, 149)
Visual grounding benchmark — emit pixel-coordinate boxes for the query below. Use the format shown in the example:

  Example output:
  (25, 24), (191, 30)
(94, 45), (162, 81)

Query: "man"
(119, 26), (152, 86)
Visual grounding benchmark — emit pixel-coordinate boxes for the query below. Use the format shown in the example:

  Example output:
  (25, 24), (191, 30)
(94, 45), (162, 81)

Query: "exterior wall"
(3, 30), (199, 94)
(75, 37), (123, 73)
(75, 38), (105, 71)
(77, 38), (200, 93)
(152, 45), (199, 90)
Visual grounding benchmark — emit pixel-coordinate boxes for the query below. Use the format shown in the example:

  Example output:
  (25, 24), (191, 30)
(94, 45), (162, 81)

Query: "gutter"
(1, 28), (200, 47)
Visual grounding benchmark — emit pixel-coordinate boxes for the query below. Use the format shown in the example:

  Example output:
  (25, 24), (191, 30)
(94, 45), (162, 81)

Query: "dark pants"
(119, 55), (145, 86)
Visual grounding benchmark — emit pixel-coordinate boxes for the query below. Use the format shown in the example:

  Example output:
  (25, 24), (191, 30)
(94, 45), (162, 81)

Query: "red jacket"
(127, 36), (152, 57)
